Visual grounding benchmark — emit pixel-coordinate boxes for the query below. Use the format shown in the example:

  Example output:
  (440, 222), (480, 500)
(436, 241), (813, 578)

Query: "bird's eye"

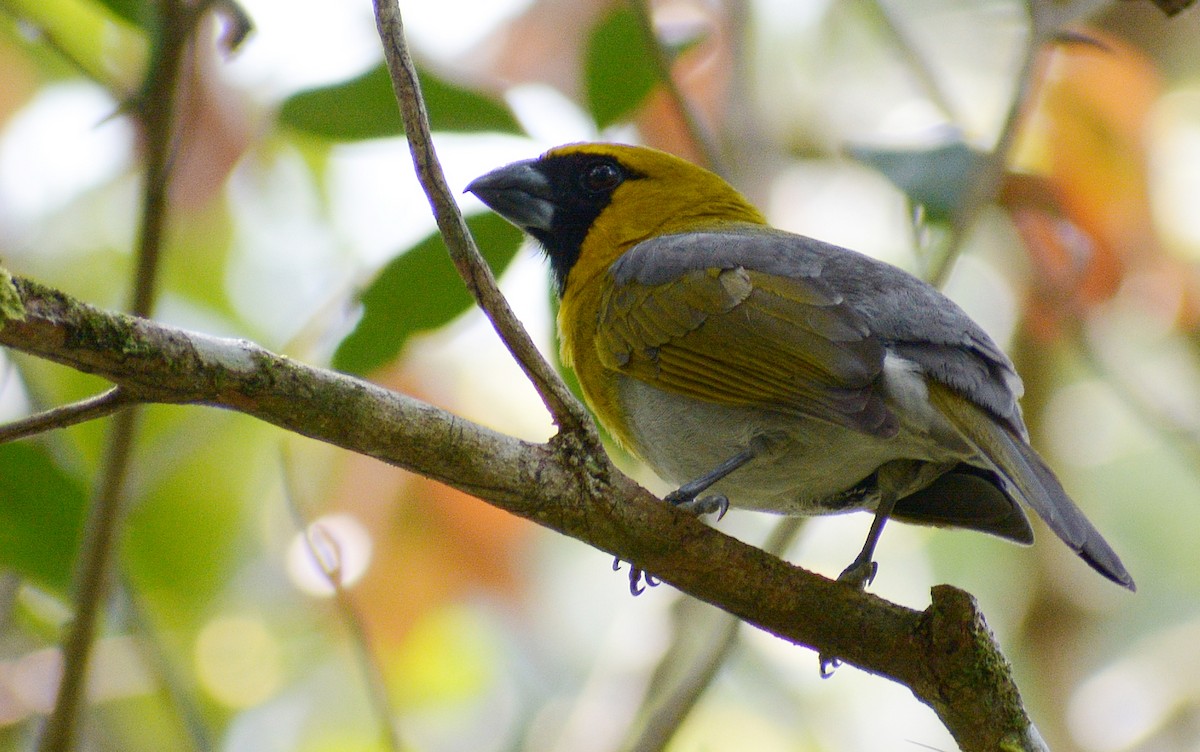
(581, 161), (623, 194)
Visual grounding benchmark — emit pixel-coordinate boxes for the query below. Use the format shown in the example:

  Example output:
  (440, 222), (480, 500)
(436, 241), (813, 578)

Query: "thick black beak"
(465, 159), (555, 232)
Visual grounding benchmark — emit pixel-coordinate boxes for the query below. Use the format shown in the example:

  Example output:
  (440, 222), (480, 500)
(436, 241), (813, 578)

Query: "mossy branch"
(0, 270), (1045, 751)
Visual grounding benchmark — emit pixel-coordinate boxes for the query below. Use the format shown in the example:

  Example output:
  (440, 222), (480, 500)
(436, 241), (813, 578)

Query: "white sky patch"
(222, 0), (534, 99)
(402, 0), (535, 61)
(0, 353), (30, 424)
(0, 82), (132, 233)
(506, 83), (599, 146)
(942, 253), (1019, 352)
(327, 132), (560, 267)
(224, 144), (352, 344)
(220, 0), (381, 98)
(767, 160), (913, 268)
(325, 137), (435, 266)
(1150, 89), (1200, 257)
(751, 0), (831, 30)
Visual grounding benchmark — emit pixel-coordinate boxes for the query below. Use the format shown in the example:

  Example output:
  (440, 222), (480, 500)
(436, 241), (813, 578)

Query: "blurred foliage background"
(0, 0), (1199, 750)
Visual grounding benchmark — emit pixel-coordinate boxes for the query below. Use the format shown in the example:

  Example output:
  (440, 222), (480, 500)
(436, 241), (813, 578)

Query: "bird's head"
(466, 143), (766, 294)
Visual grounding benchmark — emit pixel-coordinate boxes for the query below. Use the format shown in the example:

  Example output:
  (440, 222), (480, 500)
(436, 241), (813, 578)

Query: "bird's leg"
(836, 493), (898, 590)
(664, 446), (758, 519)
(820, 493), (899, 676)
(619, 446), (758, 595)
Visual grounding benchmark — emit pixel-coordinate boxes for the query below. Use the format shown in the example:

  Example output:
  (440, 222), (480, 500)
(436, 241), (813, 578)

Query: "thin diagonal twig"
(371, 0), (594, 442)
(38, 408), (143, 752)
(0, 387), (138, 444)
(117, 579), (216, 752)
(927, 4), (1047, 289)
(866, 0), (962, 124)
(127, 6), (198, 317)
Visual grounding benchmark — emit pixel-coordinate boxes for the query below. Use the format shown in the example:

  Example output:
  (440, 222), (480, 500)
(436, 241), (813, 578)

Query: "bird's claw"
(613, 557), (659, 596)
(818, 558), (880, 674)
(610, 492), (726, 595)
(665, 492), (730, 521)
(818, 655), (841, 678)
(836, 558), (878, 591)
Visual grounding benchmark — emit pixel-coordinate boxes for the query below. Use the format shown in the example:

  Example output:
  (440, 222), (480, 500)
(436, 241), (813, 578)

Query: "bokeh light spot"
(391, 606), (496, 707)
(286, 513), (374, 596)
(194, 615), (283, 708)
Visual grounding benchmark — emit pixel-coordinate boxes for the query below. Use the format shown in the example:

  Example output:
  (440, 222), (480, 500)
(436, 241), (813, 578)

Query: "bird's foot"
(665, 491), (730, 520)
(818, 655), (841, 678)
(819, 556), (880, 675)
(612, 557), (659, 596)
(835, 557), (879, 591)
(612, 493), (728, 597)
(611, 493), (729, 596)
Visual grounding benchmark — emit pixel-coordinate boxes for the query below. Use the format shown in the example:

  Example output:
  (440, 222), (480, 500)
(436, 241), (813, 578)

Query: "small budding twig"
(281, 457), (404, 752)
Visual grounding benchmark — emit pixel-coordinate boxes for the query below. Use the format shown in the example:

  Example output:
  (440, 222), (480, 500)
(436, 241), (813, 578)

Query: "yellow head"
(466, 143), (767, 296)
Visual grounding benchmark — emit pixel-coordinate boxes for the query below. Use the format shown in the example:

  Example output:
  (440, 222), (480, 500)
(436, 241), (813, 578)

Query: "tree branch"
(372, 0), (594, 440)
(0, 387), (138, 444)
(0, 272), (1047, 751)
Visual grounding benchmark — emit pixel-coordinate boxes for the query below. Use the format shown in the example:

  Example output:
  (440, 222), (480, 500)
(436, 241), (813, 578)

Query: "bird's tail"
(929, 385), (1135, 591)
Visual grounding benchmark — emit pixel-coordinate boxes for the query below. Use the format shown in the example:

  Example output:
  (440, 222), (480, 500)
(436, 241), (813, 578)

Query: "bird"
(465, 142), (1135, 593)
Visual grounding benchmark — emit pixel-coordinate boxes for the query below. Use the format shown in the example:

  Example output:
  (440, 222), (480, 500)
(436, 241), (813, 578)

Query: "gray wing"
(611, 228), (1027, 437)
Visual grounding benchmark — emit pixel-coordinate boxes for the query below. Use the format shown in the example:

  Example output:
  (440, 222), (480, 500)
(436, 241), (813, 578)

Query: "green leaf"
(0, 443), (87, 591)
(93, 0), (148, 27)
(6, 0), (147, 90)
(584, 6), (660, 129)
(333, 213), (525, 375)
(279, 64), (523, 141)
(847, 140), (987, 221)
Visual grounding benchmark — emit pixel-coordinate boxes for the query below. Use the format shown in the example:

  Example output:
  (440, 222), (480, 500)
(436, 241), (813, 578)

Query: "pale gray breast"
(616, 371), (969, 514)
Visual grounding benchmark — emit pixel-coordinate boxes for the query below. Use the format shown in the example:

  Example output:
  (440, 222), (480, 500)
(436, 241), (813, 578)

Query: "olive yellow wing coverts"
(595, 259), (897, 436)
(597, 227), (1029, 436)
(596, 230), (898, 438)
